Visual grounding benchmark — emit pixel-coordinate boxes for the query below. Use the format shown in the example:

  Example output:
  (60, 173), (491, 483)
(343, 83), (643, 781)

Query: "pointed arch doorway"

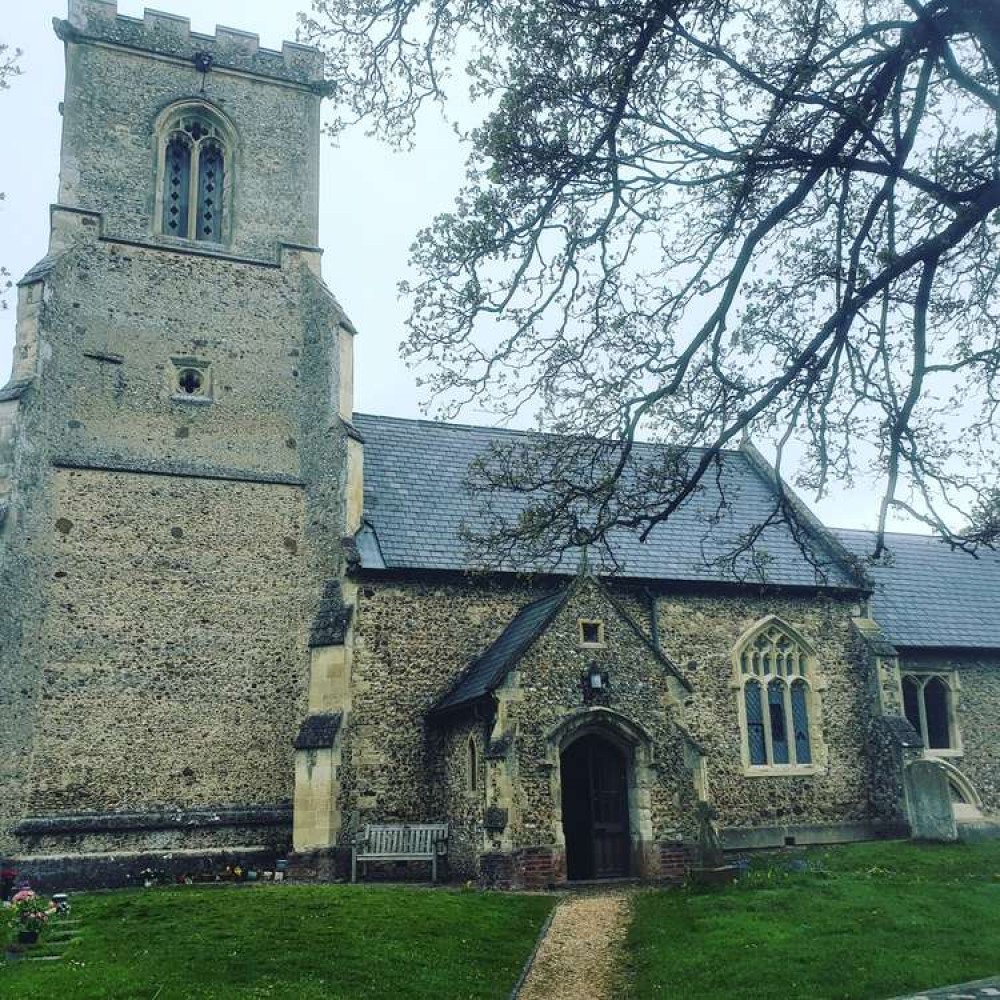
(560, 733), (631, 880)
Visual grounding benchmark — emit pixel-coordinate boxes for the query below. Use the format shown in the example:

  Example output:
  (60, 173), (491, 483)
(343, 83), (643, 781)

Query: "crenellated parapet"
(58, 0), (325, 87)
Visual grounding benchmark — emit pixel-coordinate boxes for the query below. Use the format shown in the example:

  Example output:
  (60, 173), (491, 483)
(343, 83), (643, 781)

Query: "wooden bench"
(351, 823), (449, 883)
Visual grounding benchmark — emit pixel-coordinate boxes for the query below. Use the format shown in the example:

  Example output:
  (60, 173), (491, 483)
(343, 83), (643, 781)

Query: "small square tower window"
(579, 619), (605, 647)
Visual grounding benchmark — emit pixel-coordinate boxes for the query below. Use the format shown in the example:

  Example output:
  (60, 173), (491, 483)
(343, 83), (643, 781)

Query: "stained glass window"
(737, 620), (815, 768)
(197, 143), (224, 241)
(791, 680), (811, 764)
(768, 680), (790, 764)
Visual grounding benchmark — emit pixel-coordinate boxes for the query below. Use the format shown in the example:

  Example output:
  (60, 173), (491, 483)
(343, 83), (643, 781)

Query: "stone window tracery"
(735, 620), (818, 772)
(902, 672), (960, 754)
(156, 104), (233, 244)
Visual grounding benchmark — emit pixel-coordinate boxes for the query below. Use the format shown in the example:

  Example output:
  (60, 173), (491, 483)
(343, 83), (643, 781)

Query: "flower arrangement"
(7, 889), (57, 937)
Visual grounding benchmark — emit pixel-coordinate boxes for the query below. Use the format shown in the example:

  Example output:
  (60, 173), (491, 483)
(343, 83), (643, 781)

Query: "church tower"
(0, 1), (355, 882)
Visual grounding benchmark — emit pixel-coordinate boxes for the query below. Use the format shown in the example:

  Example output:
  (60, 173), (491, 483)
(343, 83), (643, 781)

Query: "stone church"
(1, 1), (998, 889)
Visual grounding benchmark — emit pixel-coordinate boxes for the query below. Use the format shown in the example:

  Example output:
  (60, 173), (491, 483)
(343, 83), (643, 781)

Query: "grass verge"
(626, 840), (1000, 1000)
(1, 883), (554, 1000)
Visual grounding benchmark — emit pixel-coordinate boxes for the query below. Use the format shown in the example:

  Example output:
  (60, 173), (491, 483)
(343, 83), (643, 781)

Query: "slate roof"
(431, 587), (570, 716)
(352, 413), (861, 590)
(834, 529), (1000, 649)
(0, 378), (33, 403)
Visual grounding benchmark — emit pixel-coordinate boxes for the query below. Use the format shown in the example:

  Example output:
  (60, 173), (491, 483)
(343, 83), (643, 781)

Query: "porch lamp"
(587, 663), (609, 691)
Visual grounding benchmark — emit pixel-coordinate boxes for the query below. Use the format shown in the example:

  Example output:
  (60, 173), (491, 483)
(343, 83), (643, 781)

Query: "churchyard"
(2, 840), (998, 999)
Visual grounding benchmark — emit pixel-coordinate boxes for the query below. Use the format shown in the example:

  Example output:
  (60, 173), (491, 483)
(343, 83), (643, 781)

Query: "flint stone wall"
(487, 580), (698, 864)
(341, 575), (873, 876)
(1, 236), (347, 857)
(59, 5), (323, 260)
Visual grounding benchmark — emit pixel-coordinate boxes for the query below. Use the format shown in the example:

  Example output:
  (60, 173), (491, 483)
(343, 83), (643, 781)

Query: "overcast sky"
(0, 1), (919, 533)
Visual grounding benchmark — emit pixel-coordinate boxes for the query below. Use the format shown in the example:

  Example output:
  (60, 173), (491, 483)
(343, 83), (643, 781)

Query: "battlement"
(59, 0), (325, 87)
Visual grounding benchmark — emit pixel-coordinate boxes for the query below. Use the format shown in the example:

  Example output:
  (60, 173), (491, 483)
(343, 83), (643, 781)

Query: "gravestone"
(904, 760), (958, 842)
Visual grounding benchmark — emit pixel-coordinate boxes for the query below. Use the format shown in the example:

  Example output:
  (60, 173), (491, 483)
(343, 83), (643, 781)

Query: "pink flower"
(11, 890), (36, 904)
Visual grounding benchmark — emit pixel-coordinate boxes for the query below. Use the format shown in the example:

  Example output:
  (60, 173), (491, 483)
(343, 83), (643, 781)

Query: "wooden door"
(561, 735), (631, 880)
(588, 739), (630, 878)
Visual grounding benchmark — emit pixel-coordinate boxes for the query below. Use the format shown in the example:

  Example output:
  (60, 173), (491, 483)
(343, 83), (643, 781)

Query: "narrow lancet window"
(197, 142), (224, 241)
(163, 137), (192, 238)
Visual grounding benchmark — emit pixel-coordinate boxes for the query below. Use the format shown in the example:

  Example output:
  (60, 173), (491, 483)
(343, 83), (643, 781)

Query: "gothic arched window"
(156, 105), (234, 244)
(735, 619), (818, 771)
(902, 672), (960, 752)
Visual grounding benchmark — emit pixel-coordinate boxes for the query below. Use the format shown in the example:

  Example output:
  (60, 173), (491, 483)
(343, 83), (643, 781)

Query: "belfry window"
(736, 620), (818, 771)
(157, 106), (233, 243)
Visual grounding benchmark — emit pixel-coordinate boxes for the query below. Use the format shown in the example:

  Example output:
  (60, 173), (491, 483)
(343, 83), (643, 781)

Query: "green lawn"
(1, 883), (554, 1000)
(627, 840), (1000, 1000)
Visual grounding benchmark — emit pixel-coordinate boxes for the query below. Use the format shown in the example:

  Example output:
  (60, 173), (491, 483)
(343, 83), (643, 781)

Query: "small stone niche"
(170, 357), (213, 404)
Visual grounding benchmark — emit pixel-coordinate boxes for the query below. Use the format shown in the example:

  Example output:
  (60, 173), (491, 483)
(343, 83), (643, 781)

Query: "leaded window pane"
(163, 137), (191, 238)
(768, 680), (789, 764)
(745, 681), (766, 765)
(791, 680), (811, 764)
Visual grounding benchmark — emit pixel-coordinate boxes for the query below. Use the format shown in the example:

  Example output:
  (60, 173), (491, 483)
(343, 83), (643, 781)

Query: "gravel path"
(517, 890), (631, 1000)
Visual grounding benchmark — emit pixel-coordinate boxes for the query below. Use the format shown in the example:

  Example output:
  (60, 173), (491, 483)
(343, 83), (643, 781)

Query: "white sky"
(0, 1), (917, 534)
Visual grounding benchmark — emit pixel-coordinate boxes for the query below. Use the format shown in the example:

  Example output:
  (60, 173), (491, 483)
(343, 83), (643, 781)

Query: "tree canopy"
(301, 1), (1000, 573)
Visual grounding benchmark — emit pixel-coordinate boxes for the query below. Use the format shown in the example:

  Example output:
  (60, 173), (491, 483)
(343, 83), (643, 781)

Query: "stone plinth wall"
(478, 847), (562, 889)
(17, 846), (283, 893)
(12, 806), (292, 858)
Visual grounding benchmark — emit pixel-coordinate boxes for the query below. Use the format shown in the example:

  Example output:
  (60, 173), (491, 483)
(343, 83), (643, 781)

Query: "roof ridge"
(832, 526), (940, 541)
(352, 411), (748, 456)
